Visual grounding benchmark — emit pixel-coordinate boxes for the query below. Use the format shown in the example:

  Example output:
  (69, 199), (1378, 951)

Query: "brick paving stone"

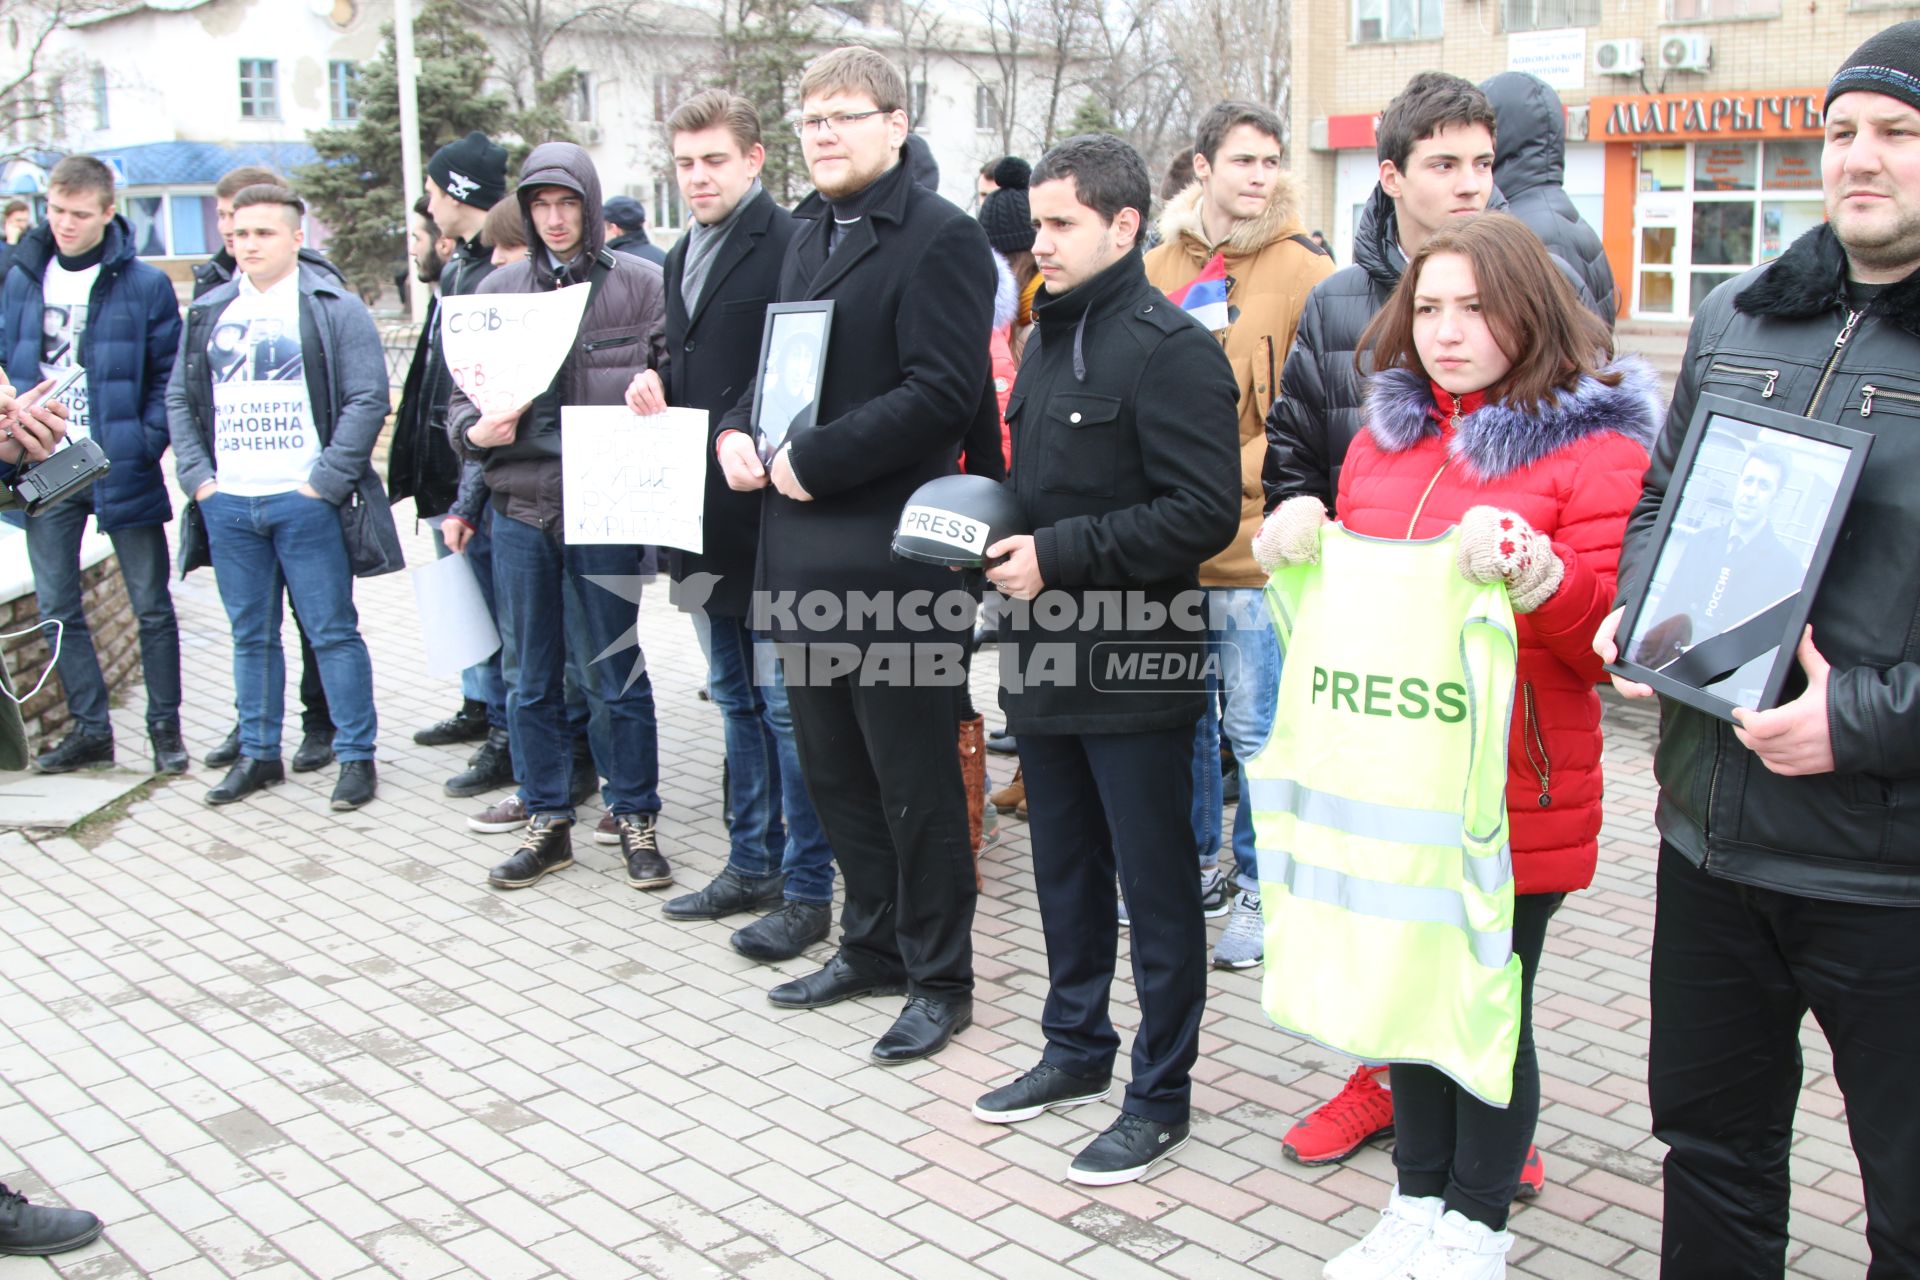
(0, 518), (1875, 1277)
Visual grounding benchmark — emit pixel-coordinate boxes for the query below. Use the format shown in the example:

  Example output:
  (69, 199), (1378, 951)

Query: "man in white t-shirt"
(167, 184), (402, 811)
(0, 154), (185, 774)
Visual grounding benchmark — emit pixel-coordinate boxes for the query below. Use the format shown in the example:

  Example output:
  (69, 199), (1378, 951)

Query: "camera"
(7, 437), (111, 515)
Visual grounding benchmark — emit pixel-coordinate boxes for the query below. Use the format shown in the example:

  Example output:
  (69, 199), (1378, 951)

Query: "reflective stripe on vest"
(1250, 524), (1523, 1106)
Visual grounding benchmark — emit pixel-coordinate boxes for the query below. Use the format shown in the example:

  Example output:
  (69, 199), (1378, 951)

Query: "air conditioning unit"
(576, 123), (604, 146)
(1594, 38), (1644, 76)
(1660, 35), (1712, 72)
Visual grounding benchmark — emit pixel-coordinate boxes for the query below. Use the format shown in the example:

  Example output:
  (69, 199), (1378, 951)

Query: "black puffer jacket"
(1262, 186), (1600, 512)
(1482, 71), (1617, 328)
(1617, 223), (1920, 907)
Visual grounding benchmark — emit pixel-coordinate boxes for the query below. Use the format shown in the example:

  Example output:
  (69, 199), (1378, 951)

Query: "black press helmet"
(893, 474), (1026, 568)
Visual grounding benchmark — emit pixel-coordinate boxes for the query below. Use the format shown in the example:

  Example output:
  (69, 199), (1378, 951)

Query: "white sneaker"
(1323, 1189), (1443, 1280)
(1212, 889), (1264, 968)
(1199, 864), (1231, 918)
(1402, 1209), (1514, 1279)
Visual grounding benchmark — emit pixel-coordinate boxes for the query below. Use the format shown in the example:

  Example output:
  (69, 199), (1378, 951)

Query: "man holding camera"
(0, 154), (186, 775)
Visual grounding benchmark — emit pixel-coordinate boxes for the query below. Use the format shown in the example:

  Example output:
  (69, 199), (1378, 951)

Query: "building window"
(1665, 0), (1779, 17)
(975, 85), (999, 133)
(572, 71), (594, 123)
(1354, 0), (1443, 42)
(91, 65), (108, 130)
(652, 178), (683, 231)
(910, 80), (928, 126)
(1503, 0), (1601, 29)
(239, 59), (278, 120)
(328, 60), (359, 122)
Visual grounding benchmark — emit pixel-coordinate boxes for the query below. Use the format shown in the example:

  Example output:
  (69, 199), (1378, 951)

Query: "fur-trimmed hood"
(1155, 171), (1310, 261)
(1737, 221), (1920, 338)
(1362, 356), (1661, 482)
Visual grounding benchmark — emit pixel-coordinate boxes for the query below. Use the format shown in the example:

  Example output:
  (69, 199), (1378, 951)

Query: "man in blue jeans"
(448, 143), (669, 892)
(167, 184), (399, 811)
(0, 155), (186, 774)
(626, 89), (834, 962)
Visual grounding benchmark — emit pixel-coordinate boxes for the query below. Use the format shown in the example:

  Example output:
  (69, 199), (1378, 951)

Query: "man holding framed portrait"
(1597, 21), (1920, 1274)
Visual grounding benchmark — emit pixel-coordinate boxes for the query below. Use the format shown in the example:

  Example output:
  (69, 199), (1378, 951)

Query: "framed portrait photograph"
(1609, 393), (1872, 723)
(751, 301), (833, 462)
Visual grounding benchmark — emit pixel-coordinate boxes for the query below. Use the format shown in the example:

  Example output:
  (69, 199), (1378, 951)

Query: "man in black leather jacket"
(1599, 23), (1920, 1275)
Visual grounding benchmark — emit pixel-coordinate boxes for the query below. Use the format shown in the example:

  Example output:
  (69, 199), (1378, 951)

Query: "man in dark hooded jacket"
(1480, 71), (1618, 328)
(448, 142), (670, 897)
(1262, 72), (1599, 515)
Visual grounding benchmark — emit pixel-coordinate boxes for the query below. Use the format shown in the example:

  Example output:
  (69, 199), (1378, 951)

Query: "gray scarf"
(682, 180), (762, 313)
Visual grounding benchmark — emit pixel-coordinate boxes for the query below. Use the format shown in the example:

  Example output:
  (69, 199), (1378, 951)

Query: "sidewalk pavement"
(0, 517), (1868, 1279)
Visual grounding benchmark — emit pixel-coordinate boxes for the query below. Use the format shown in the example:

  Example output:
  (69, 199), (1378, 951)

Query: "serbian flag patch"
(1167, 252), (1232, 331)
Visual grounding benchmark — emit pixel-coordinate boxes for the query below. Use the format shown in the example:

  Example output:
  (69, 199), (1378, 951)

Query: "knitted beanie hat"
(1827, 20), (1920, 115)
(427, 132), (509, 210)
(979, 165), (1033, 254)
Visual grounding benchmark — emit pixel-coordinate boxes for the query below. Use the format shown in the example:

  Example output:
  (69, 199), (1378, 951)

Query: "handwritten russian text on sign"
(440, 283), (590, 414)
(560, 405), (707, 551)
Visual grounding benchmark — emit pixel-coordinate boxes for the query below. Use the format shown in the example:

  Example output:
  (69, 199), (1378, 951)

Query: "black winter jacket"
(390, 236), (495, 519)
(1617, 224), (1920, 907)
(999, 248), (1241, 735)
(1262, 185), (1600, 512)
(661, 188), (799, 619)
(717, 159), (995, 644)
(1482, 71), (1618, 328)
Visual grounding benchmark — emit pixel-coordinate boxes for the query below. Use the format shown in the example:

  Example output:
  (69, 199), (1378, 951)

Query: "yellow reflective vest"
(1250, 524), (1523, 1105)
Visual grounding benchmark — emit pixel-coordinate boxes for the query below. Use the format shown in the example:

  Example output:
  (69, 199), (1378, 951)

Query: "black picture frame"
(751, 300), (833, 462)
(1608, 393), (1872, 723)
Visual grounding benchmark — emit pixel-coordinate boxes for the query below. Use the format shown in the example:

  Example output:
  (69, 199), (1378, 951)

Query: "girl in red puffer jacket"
(1256, 213), (1654, 1280)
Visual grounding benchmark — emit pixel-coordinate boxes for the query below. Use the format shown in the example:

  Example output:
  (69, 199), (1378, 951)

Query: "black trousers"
(1392, 891), (1562, 1231)
(1019, 725), (1205, 1124)
(1650, 842), (1920, 1278)
(783, 660), (975, 1000)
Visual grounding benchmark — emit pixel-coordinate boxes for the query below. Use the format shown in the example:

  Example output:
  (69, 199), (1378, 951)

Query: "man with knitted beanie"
(1145, 101), (1332, 969)
(1598, 21), (1920, 1273)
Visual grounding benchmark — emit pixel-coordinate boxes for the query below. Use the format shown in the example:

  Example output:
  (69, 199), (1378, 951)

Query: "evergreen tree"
(298, 0), (509, 295)
(1065, 96), (1120, 139)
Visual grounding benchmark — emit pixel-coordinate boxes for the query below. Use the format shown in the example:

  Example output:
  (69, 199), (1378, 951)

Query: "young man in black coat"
(625, 91), (835, 964)
(969, 134), (1240, 1184)
(714, 45), (995, 1066)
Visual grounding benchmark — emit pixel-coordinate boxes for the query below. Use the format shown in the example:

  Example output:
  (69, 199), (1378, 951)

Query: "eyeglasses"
(792, 109), (888, 137)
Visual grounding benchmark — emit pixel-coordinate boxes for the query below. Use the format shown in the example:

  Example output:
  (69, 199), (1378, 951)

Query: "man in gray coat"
(167, 184), (400, 812)
(448, 143), (670, 895)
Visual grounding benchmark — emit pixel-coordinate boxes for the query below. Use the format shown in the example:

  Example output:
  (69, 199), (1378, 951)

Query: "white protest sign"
(560, 405), (707, 551)
(409, 551), (501, 678)
(440, 282), (591, 414)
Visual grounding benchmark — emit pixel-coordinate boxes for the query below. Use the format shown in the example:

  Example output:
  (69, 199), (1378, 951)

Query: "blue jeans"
(1189, 588), (1280, 893)
(25, 499), (181, 736)
(200, 490), (376, 760)
(490, 512), (655, 818)
(693, 614), (834, 905)
(433, 514), (507, 728)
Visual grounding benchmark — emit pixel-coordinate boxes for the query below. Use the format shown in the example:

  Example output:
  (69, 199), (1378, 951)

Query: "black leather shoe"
(203, 725), (241, 768)
(0, 1182), (103, 1256)
(331, 760), (377, 811)
(488, 815), (573, 888)
(619, 813), (671, 889)
(872, 995), (974, 1066)
(149, 725), (189, 775)
(664, 868), (784, 920)
(768, 949), (907, 1010)
(732, 900), (831, 960)
(415, 699), (490, 747)
(32, 730), (114, 774)
(444, 728), (513, 798)
(986, 730), (1018, 756)
(1068, 1113), (1191, 1186)
(973, 1061), (1112, 1123)
(291, 728), (335, 773)
(206, 757), (285, 805)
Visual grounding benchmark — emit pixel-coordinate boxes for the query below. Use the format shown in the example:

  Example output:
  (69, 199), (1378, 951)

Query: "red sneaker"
(1515, 1144), (1545, 1199)
(1282, 1065), (1395, 1165)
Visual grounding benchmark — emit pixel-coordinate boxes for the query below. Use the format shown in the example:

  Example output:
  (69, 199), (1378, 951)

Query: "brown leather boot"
(990, 765), (1025, 815)
(958, 715), (986, 889)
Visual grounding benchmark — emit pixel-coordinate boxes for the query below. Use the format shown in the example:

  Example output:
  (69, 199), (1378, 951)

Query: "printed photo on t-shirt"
(212, 316), (306, 385)
(39, 303), (92, 438)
